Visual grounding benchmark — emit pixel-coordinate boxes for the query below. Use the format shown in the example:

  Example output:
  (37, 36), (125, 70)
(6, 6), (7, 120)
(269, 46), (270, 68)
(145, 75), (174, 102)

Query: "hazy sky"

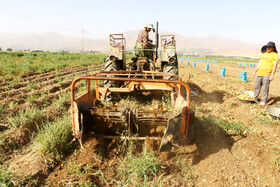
(0, 0), (279, 44)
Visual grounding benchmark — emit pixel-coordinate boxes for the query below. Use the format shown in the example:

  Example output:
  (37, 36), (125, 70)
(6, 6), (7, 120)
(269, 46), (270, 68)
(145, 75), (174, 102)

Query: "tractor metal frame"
(71, 70), (192, 150)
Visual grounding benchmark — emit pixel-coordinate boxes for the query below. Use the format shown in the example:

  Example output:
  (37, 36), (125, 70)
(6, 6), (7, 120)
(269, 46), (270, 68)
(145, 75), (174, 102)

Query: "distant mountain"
(0, 31), (261, 57)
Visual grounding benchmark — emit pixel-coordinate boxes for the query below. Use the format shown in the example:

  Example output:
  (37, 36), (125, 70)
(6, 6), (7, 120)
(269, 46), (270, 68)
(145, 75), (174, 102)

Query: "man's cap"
(144, 23), (155, 32)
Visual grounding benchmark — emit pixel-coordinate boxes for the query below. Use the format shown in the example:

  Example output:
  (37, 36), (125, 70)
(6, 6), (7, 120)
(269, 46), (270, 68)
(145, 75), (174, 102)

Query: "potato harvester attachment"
(71, 70), (195, 152)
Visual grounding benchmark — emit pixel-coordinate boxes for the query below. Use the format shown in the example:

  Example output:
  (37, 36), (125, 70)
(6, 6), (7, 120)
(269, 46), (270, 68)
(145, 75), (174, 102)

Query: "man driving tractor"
(135, 23), (155, 60)
(136, 23), (155, 48)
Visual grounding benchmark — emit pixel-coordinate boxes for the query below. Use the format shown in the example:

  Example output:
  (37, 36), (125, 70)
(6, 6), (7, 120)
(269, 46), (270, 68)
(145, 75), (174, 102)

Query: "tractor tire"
(163, 64), (178, 80)
(104, 58), (121, 101)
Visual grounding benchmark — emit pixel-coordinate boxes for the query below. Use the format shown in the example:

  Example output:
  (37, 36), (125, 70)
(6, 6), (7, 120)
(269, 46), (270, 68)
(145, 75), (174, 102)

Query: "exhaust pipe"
(155, 21), (159, 62)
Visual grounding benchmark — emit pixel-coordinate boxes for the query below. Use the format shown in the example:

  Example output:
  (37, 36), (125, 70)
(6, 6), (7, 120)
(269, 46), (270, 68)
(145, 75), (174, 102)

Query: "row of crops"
(0, 52), (107, 81)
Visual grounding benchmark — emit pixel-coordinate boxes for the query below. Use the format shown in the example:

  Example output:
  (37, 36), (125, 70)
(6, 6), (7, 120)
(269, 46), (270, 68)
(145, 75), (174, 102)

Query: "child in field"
(253, 41), (279, 106)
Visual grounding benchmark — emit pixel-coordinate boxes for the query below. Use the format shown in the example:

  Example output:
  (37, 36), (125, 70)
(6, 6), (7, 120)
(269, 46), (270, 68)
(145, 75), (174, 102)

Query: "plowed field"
(1, 54), (280, 186)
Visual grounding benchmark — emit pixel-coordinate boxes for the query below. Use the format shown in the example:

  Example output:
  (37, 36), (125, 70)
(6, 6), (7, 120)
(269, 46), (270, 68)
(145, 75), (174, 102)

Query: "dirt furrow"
(0, 64), (89, 87)
(0, 69), (55, 87)
(0, 67), (103, 126)
(0, 66), (91, 99)
(0, 64), (103, 92)
(0, 64), (103, 102)
(0, 79), (72, 110)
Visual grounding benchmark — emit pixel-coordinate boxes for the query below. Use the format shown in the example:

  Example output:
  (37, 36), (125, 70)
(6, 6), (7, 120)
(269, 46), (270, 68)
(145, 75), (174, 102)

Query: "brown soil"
(45, 61), (280, 186)
(7, 144), (49, 178)
(46, 137), (107, 186)
(180, 61), (280, 186)
(2, 60), (280, 186)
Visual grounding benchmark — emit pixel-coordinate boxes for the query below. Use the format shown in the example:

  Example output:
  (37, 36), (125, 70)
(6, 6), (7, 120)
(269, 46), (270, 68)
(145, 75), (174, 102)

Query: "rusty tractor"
(71, 23), (195, 152)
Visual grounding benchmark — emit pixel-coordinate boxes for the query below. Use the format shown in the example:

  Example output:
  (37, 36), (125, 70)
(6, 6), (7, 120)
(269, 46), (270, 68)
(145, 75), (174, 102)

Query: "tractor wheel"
(163, 64), (178, 80)
(104, 58), (121, 101)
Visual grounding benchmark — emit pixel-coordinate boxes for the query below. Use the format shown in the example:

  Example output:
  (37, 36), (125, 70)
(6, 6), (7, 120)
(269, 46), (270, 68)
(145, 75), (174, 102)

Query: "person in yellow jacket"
(253, 41), (279, 106)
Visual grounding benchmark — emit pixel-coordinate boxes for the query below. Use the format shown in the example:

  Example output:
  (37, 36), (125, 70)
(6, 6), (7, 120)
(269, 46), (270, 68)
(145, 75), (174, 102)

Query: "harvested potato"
(237, 93), (254, 100)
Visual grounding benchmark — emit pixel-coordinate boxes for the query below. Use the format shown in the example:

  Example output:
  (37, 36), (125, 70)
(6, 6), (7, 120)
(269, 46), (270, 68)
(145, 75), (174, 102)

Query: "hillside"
(0, 31), (261, 57)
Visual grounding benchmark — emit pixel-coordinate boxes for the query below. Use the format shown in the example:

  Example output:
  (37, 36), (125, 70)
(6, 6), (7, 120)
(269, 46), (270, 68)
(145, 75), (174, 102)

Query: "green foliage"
(117, 95), (138, 109)
(25, 95), (40, 103)
(0, 133), (5, 148)
(67, 162), (95, 177)
(0, 171), (39, 187)
(0, 165), (14, 186)
(76, 80), (87, 94)
(162, 93), (173, 110)
(8, 101), (18, 110)
(218, 120), (248, 135)
(27, 81), (38, 91)
(7, 107), (45, 128)
(16, 175), (39, 186)
(274, 147), (280, 169)
(0, 52), (106, 80)
(52, 92), (70, 109)
(256, 110), (279, 125)
(8, 76), (21, 86)
(199, 115), (248, 135)
(54, 76), (64, 84)
(0, 104), (5, 115)
(0, 133), (20, 155)
(62, 161), (104, 186)
(117, 142), (162, 184)
(176, 156), (196, 186)
(226, 103), (237, 109)
(35, 114), (73, 161)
